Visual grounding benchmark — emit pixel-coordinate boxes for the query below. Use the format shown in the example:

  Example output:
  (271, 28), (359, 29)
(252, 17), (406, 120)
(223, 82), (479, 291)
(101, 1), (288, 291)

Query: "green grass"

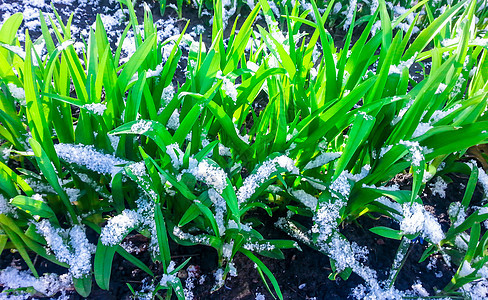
(0, 0), (488, 298)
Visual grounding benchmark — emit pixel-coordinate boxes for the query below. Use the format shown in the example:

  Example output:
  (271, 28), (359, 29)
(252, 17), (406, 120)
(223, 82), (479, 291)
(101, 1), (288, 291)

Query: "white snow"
(82, 103), (106, 116)
(36, 220), (95, 278)
(100, 209), (141, 246)
(189, 160), (228, 193)
(130, 120), (153, 134)
(400, 202), (445, 244)
(430, 177), (448, 198)
(304, 152), (342, 170)
(236, 155), (298, 204)
(0, 194), (16, 216)
(54, 143), (127, 176)
(292, 190), (318, 211)
(0, 267), (72, 297)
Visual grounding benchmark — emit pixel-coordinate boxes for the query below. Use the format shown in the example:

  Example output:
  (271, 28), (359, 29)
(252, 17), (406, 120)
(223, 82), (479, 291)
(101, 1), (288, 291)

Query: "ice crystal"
(398, 140), (430, 166)
(379, 145), (393, 158)
(167, 110), (180, 131)
(213, 268), (225, 287)
(329, 172), (351, 198)
(243, 241), (275, 252)
(312, 200), (344, 241)
(306, 178), (327, 190)
(389, 54), (417, 75)
(400, 202), (426, 234)
(173, 226), (211, 245)
(342, 0), (357, 30)
(132, 278), (156, 300)
(412, 122), (432, 138)
(255, 292), (266, 300)
(435, 83), (447, 94)
(451, 73), (466, 97)
(429, 104), (462, 124)
(160, 274), (178, 287)
(208, 188), (227, 236)
(373, 196), (403, 219)
(459, 261), (476, 277)
(222, 241), (234, 260)
(120, 241), (143, 254)
(462, 278), (488, 300)
(477, 167), (488, 199)
(391, 99), (413, 125)
(411, 281), (429, 297)
(218, 144), (232, 156)
(228, 261), (238, 277)
(65, 188), (80, 203)
(390, 239), (410, 275)
(333, 2), (342, 13)
(184, 264), (202, 300)
(135, 197), (160, 256)
(393, 5), (419, 34)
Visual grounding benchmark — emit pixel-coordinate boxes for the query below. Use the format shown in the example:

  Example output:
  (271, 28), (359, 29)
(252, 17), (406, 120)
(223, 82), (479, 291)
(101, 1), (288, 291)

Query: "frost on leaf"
(167, 110), (180, 131)
(477, 166), (488, 200)
(312, 201), (344, 242)
(208, 188), (227, 236)
(161, 85), (175, 105)
(160, 274), (178, 287)
(7, 83), (26, 104)
(127, 161), (159, 201)
(429, 104), (461, 124)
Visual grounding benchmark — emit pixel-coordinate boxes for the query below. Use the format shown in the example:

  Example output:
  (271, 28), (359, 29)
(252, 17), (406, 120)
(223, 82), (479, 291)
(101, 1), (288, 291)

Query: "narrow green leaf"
(94, 240), (116, 290)
(370, 226), (403, 240)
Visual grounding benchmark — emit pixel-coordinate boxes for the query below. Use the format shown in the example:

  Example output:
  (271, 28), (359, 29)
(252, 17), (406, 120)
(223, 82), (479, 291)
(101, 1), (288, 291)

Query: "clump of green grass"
(0, 0), (488, 299)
